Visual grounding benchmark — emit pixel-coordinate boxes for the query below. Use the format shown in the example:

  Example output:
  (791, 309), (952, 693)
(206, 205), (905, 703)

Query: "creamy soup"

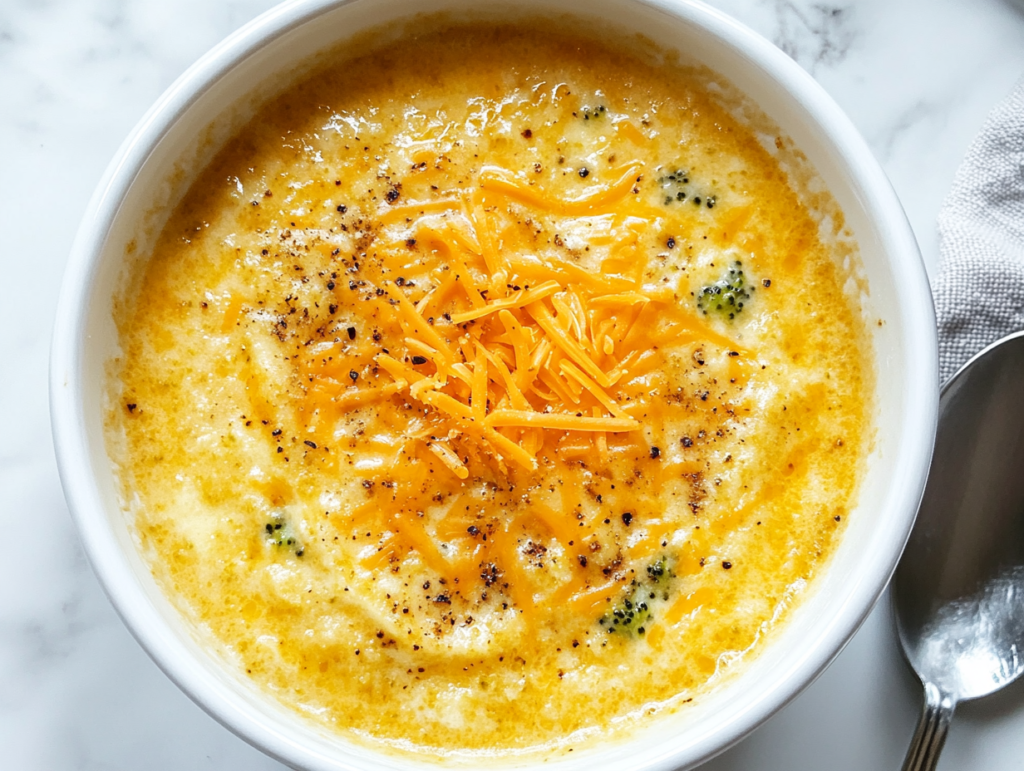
(109, 20), (872, 759)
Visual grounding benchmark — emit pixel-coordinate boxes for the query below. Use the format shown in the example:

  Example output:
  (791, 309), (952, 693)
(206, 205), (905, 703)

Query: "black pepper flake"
(434, 594), (451, 604)
(722, 560), (733, 570)
(347, 326), (356, 340)
(649, 446), (661, 459)
(305, 440), (317, 449)
(126, 403), (137, 413)
(385, 187), (400, 203)
(578, 555), (588, 568)
(327, 280), (335, 290)
(763, 279), (771, 288)
(411, 355), (428, 365)
(467, 525), (480, 536)
(349, 370), (359, 382)
(337, 204), (347, 213)
(666, 237), (676, 249)
(579, 167), (590, 178)
(621, 512), (633, 526)
(522, 128), (533, 138)
(681, 436), (693, 448)
(272, 428), (282, 436)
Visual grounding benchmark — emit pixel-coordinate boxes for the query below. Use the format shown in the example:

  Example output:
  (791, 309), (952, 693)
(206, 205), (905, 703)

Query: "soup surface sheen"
(110, 21), (872, 759)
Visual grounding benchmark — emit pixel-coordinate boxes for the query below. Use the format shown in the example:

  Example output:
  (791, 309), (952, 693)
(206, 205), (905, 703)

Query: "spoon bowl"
(895, 330), (1024, 770)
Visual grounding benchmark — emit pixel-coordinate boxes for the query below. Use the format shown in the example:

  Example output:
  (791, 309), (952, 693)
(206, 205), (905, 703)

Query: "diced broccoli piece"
(264, 510), (304, 557)
(599, 555), (674, 637)
(600, 585), (653, 636)
(696, 260), (753, 320)
(657, 169), (717, 209)
(658, 168), (690, 205)
(646, 555), (670, 585)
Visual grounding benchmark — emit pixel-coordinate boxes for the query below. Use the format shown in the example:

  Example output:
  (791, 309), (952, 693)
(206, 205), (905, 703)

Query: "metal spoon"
(894, 330), (1024, 771)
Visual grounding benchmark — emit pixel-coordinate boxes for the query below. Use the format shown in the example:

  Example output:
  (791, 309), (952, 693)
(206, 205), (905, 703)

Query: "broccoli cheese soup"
(108, 20), (873, 760)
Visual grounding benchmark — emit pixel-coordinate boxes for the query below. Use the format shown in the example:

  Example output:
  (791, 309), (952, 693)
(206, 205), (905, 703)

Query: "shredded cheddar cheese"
(295, 166), (751, 483)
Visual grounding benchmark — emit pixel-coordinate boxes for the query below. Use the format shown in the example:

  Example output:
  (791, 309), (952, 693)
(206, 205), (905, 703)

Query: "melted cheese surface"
(110, 22), (872, 759)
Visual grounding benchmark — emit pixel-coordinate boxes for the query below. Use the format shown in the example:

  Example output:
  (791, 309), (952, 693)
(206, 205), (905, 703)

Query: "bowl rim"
(49, 0), (939, 768)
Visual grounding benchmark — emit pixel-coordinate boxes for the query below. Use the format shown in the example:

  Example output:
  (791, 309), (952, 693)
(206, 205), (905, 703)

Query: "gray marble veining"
(772, 0), (856, 73)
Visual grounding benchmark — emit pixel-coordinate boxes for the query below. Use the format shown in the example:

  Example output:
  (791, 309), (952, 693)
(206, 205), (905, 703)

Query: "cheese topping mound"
(110, 21), (872, 758)
(293, 156), (759, 621)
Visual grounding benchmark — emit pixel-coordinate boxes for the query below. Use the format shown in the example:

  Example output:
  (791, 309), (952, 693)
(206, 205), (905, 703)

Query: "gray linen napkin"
(933, 79), (1024, 383)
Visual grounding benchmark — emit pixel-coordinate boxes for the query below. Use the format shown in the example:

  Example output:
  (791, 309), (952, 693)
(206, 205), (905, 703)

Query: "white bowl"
(50, 0), (938, 769)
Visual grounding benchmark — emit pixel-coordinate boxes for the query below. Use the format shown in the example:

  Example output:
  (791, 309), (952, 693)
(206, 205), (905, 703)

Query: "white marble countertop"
(4, 0), (1024, 768)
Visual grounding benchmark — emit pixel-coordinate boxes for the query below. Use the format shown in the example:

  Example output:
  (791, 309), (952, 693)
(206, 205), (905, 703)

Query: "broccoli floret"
(646, 555), (670, 584)
(658, 168), (690, 205)
(696, 260), (752, 320)
(657, 169), (718, 209)
(600, 585), (654, 636)
(264, 510), (304, 557)
(599, 555), (674, 637)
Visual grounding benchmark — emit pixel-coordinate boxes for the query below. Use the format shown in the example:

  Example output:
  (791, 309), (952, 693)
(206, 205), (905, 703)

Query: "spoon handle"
(901, 681), (957, 771)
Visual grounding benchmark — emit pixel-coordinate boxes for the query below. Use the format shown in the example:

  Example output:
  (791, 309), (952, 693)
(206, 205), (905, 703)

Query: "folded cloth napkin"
(933, 78), (1024, 383)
